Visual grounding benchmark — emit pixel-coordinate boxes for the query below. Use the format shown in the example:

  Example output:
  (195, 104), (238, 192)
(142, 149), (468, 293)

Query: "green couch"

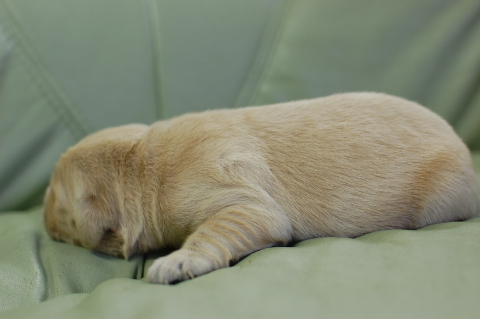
(1, 1), (479, 318)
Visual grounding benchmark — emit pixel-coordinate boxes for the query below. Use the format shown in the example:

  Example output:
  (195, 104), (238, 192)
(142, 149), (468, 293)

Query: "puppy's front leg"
(147, 204), (291, 284)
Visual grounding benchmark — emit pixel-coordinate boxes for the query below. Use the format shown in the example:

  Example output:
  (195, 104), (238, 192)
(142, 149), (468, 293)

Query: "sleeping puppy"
(44, 92), (479, 284)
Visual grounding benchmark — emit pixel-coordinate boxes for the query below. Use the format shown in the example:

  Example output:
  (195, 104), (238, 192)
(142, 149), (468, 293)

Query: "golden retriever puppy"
(44, 92), (479, 284)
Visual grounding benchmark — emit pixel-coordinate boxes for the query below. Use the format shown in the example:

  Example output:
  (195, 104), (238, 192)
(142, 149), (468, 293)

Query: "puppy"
(44, 92), (479, 284)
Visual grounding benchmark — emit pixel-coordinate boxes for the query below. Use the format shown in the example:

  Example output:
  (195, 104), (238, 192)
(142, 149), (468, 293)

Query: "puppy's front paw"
(147, 249), (218, 284)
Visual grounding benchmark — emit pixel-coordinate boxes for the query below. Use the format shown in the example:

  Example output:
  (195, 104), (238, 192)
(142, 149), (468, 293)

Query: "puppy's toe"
(147, 249), (217, 284)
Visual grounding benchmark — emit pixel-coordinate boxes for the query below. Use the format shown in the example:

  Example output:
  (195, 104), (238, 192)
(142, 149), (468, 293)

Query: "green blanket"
(2, 197), (480, 318)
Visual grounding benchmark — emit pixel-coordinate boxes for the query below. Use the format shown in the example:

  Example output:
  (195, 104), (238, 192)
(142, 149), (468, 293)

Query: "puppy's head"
(44, 124), (149, 259)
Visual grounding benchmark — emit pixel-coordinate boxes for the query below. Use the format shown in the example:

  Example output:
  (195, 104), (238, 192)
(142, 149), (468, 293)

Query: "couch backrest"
(1, 0), (480, 211)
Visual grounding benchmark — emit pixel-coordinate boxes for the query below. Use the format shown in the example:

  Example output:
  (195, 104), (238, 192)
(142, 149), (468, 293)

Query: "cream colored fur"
(44, 92), (479, 284)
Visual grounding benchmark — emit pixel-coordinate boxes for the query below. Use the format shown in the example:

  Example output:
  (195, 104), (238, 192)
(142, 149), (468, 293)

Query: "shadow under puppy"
(44, 92), (479, 284)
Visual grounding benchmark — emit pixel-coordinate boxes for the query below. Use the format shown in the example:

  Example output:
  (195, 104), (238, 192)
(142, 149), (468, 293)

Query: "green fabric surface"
(1, 0), (480, 318)
(0, 207), (144, 313)
(1, 210), (480, 318)
(474, 153), (480, 182)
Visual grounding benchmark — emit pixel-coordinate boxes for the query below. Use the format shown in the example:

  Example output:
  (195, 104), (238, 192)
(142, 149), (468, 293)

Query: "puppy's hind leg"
(147, 204), (292, 284)
(412, 150), (479, 228)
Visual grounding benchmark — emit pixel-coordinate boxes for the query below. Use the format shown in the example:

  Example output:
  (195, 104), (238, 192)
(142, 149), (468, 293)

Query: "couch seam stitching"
(233, 0), (292, 107)
(0, 1), (92, 142)
(143, 0), (164, 120)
